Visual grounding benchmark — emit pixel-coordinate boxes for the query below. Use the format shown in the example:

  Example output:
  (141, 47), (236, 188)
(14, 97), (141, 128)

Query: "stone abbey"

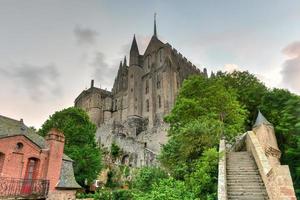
(75, 18), (207, 166)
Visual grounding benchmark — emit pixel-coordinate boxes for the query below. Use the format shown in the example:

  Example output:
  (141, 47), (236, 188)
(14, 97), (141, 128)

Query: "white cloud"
(223, 64), (240, 73)
(281, 41), (300, 93)
(0, 63), (61, 102)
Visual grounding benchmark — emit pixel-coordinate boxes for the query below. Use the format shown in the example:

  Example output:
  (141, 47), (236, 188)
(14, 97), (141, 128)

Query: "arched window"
(158, 95), (162, 108)
(22, 158), (40, 194)
(0, 152), (5, 174)
(157, 74), (161, 89)
(146, 99), (149, 112)
(25, 158), (39, 180)
(159, 50), (162, 62)
(115, 99), (118, 111)
(145, 79), (149, 94)
(121, 155), (130, 165)
(147, 56), (151, 69)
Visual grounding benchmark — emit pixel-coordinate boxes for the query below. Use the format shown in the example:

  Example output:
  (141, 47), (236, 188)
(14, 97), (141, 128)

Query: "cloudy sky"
(1, 0), (300, 128)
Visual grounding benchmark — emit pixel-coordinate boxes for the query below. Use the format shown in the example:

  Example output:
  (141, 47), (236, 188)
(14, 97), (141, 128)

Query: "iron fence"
(0, 177), (49, 199)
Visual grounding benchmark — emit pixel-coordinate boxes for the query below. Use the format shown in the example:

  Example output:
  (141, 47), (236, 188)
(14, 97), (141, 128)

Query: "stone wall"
(47, 189), (77, 200)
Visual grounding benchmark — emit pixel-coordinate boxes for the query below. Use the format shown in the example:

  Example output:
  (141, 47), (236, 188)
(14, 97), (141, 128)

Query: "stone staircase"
(227, 151), (269, 200)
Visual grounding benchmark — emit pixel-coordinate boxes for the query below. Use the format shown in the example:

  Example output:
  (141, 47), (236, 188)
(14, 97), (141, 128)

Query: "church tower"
(127, 35), (143, 117)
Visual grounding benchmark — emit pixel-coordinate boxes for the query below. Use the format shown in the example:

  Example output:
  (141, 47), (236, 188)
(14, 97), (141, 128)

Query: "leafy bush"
(111, 143), (121, 158)
(132, 167), (168, 192)
(112, 189), (133, 200)
(185, 148), (219, 199)
(133, 177), (197, 200)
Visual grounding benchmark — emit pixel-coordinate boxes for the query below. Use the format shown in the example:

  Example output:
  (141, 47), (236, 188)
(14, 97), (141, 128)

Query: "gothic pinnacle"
(123, 56), (127, 66)
(154, 13), (157, 37)
(130, 34), (139, 54)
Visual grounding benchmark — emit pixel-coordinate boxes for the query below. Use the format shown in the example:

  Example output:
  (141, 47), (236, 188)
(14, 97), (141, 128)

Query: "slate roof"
(253, 111), (272, 128)
(0, 115), (46, 148)
(0, 114), (81, 189)
(56, 159), (81, 189)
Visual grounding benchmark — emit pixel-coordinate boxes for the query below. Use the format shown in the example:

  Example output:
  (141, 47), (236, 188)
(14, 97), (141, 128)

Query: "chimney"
(46, 128), (65, 192)
(91, 80), (94, 88)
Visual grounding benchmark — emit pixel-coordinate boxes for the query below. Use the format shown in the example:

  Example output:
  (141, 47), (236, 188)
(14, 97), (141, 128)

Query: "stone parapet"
(246, 131), (296, 200)
(218, 139), (227, 200)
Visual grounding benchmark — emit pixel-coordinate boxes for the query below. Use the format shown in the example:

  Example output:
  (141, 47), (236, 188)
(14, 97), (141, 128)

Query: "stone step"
(228, 196), (269, 200)
(228, 186), (266, 191)
(227, 167), (258, 170)
(227, 172), (260, 176)
(227, 162), (256, 165)
(227, 170), (259, 173)
(229, 185), (265, 188)
(228, 188), (267, 193)
(227, 162), (255, 164)
(227, 182), (265, 186)
(226, 156), (253, 160)
(227, 151), (269, 199)
(227, 176), (262, 180)
(227, 181), (264, 185)
(229, 192), (267, 196)
(227, 167), (257, 170)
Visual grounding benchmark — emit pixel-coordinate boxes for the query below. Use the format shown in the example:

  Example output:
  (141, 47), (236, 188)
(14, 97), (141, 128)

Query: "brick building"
(0, 115), (81, 199)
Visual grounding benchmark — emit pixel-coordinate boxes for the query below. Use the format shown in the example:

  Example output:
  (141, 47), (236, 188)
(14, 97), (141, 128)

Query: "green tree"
(133, 177), (197, 200)
(160, 75), (246, 178)
(185, 148), (219, 200)
(39, 107), (102, 186)
(132, 167), (168, 192)
(216, 70), (268, 128)
(165, 75), (246, 139)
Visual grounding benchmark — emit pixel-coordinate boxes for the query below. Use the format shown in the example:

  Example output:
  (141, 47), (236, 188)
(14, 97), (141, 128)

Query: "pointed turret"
(252, 110), (281, 167)
(203, 68), (208, 78)
(253, 110), (272, 128)
(130, 35), (140, 66)
(154, 13), (157, 37)
(130, 35), (139, 54)
(119, 61), (123, 68)
(123, 56), (127, 67)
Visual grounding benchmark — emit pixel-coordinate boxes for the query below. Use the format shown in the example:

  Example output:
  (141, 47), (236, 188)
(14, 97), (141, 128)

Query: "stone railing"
(217, 139), (227, 200)
(246, 131), (296, 200)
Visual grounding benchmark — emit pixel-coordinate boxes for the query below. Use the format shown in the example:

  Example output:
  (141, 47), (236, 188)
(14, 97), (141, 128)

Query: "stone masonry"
(75, 17), (206, 167)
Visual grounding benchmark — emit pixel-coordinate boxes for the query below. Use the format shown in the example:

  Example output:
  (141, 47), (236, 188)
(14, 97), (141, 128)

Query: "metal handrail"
(0, 177), (49, 199)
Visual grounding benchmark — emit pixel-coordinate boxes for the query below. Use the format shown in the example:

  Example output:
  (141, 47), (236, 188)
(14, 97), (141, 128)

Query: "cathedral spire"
(130, 35), (140, 66)
(130, 34), (139, 54)
(123, 56), (127, 67)
(154, 13), (157, 37)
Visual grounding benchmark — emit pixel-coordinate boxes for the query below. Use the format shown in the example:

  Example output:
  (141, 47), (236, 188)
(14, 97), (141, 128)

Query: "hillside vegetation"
(75, 71), (299, 199)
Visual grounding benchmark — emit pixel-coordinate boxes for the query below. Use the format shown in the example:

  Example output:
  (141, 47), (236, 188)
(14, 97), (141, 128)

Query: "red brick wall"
(0, 135), (48, 179)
